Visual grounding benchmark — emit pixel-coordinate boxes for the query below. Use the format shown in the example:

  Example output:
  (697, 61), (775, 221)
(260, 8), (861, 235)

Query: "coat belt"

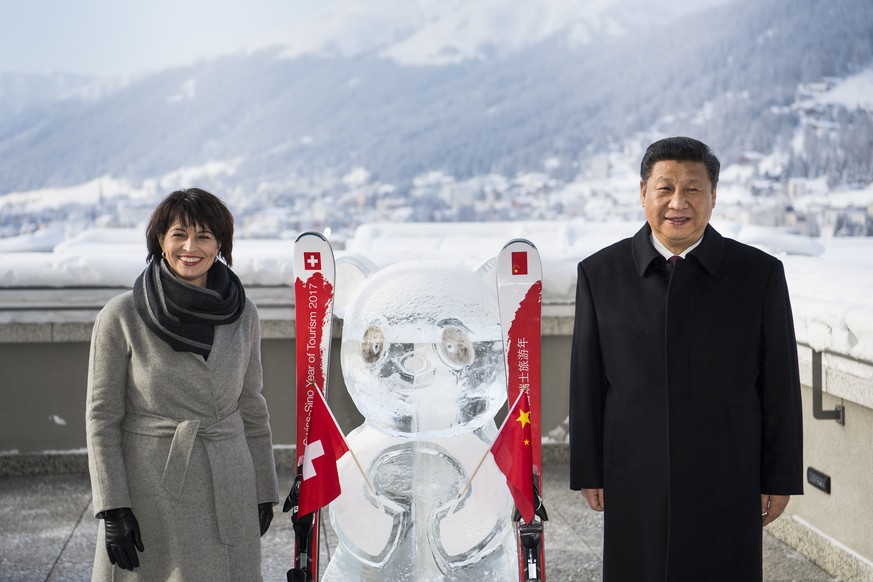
(122, 408), (246, 545)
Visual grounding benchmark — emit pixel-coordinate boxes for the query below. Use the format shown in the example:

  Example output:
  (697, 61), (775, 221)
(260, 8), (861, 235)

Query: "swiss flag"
(511, 251), (528, 275)
(491, 390), (535, 523)
(297, 388), (349, 516)
(303, 252), (322, 271)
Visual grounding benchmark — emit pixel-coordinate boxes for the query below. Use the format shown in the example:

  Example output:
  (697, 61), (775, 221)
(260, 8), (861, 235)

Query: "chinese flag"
(491, 390), (535, 523)
(511, 251), (528, 275)
(297, 388), (350, 516)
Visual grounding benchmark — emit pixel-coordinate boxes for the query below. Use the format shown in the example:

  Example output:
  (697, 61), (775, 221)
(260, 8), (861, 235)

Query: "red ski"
(497, 238), (548, 582)
(284, 231), (336, 582)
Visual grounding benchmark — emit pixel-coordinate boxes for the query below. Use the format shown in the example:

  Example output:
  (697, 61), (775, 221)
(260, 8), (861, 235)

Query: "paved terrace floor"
(0, 464), (836, 581)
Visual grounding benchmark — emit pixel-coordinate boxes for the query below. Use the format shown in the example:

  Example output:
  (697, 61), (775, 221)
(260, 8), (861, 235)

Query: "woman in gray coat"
(86, 188), (279, 581)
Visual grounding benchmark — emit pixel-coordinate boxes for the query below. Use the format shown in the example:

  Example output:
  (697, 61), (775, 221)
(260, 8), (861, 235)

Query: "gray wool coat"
(86, 291), (279, 582)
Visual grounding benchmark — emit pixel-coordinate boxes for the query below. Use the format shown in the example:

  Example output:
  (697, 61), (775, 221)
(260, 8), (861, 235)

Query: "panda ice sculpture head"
(336, 258), (505, 438)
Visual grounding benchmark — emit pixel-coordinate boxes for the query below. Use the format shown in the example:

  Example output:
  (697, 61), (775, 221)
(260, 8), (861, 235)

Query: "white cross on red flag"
(304, 252), (322, 271)
(297, 387), (349, 516)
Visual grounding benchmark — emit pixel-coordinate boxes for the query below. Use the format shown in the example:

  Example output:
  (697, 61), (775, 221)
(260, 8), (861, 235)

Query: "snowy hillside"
(268, 0), (735, 66)
(0, 0), (871, 252)
(0, 0), (870, 198)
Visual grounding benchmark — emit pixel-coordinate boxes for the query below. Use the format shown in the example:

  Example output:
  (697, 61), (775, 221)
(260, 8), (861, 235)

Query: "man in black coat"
(569, 136), (803, 581)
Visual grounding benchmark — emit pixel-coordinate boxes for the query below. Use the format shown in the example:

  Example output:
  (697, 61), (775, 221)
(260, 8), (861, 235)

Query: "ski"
(497, 238), (548, 582)
(285, 231), (336, 582)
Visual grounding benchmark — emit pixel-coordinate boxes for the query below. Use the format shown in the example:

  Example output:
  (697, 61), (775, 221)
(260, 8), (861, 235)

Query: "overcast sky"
(0, 0), (333, 76)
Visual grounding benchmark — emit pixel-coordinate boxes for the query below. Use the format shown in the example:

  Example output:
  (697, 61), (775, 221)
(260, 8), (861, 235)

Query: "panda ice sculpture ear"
(475, 256), (499, 296)
(334, 254), (379, 319)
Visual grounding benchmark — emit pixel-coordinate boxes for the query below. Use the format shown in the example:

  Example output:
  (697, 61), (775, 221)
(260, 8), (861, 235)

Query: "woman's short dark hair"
(640, 136), (720, 187)
(145, 188), (235, 266)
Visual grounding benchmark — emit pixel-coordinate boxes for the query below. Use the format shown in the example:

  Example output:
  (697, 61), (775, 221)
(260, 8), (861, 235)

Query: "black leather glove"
(102, 507), (144, 570)
(258, 502), (274, 536)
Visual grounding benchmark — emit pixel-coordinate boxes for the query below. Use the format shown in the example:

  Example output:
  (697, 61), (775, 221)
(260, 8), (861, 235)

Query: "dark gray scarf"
(133, 259), (245, 359)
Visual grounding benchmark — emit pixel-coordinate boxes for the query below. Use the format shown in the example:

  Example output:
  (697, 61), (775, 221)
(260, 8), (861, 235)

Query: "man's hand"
(761, 494), (790, 527)
(581, 488), (604, 511)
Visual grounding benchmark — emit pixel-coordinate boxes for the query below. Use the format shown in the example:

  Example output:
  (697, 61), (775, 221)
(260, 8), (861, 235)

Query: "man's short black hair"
(640, 137), (720, 187)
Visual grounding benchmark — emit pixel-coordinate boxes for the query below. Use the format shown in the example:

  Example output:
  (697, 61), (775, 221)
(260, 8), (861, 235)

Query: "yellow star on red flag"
(511, 251), (528, 275)
(516, 408), (531, 428)
(490, 390), (535, 523)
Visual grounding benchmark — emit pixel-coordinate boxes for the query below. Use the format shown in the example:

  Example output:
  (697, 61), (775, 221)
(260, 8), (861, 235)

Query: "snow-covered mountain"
(265, 0), (735, 66)
(0, 0), (871, 206)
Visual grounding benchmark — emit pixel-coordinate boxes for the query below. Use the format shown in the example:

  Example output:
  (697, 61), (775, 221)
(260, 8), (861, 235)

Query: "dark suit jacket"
(569, 223), (803, 582)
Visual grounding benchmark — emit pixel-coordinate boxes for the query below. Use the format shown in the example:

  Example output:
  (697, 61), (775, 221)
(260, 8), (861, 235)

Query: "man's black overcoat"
(569, 223), (803, 581)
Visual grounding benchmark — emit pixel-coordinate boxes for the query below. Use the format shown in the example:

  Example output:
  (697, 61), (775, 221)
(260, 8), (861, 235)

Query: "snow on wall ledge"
(2, 220), (873, 362)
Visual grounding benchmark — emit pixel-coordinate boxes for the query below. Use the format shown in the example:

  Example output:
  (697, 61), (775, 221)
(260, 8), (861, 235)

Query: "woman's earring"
(161, 251), (166, 258)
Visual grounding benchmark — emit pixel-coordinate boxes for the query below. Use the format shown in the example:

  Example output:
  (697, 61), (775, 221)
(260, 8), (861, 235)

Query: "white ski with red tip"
(497, 238), (547, 582)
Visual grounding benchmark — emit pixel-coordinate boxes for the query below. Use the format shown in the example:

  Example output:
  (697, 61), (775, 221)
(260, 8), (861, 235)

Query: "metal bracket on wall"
(811, 350), (845, 425)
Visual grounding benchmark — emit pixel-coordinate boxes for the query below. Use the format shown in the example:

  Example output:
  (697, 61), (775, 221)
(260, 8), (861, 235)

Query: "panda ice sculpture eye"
(438, 325), (474, 368)
(361, 325), (385, 364)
